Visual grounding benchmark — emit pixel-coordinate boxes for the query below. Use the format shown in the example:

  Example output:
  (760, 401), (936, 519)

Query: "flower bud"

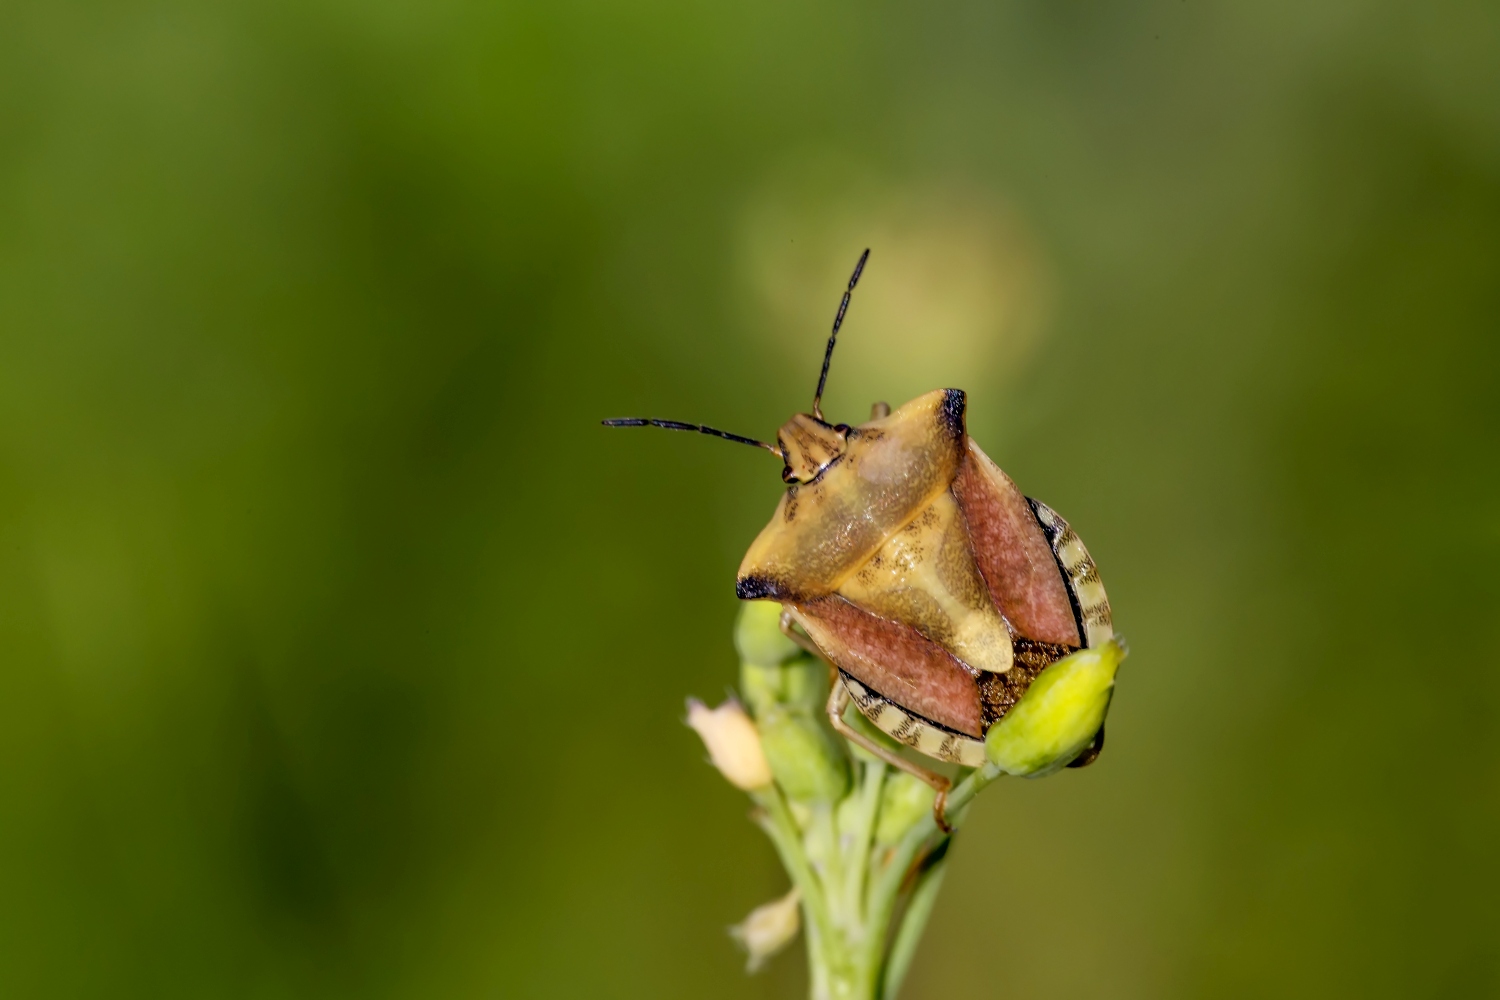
(740, 656), (826, 716)
(874, 771), (935, 844)
(732, 602), (847, 800)
(756, 705), (850, 803)
(686, 698), (773, 791)
(734, 600), (802, 667)
(729, 886), (801, 972)
(985, 639), (1126, 777)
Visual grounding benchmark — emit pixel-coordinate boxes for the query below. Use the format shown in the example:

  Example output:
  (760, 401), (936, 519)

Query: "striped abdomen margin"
(841, 674), (989, 767)
(1026, 498), (1114, 649)
(838, 499), (1111, 756)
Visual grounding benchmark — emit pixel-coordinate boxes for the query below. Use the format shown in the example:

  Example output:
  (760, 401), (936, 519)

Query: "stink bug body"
(606, 250), (1114, 828)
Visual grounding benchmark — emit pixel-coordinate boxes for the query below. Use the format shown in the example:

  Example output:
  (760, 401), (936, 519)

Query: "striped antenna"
(601, 418), (781, 457)
(811, 248), (870, 421)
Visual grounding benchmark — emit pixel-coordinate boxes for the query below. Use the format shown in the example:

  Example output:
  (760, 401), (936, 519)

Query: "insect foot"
(984, 639), (1128, 777)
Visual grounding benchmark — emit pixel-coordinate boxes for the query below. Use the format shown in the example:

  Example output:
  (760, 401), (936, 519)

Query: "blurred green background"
(2, 0), (1497, 996)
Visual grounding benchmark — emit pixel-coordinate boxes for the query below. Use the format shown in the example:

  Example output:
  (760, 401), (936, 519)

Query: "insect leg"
(779, 607), (955, 833)
(825, 682), (955, 835)
(777, 608), (823, 656)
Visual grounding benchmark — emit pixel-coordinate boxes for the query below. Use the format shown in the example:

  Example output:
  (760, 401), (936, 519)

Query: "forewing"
(788, 596), (984, 738)
(953, 440), (1083, 647)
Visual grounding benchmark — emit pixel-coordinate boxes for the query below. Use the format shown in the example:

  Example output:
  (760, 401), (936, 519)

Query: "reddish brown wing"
(952, 440), (1082, 648)
(790, 596), (984, 737)
(786, 433), (1093, 746)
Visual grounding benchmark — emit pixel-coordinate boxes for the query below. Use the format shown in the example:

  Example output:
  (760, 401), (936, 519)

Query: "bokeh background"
(2, 0), (1498, 997)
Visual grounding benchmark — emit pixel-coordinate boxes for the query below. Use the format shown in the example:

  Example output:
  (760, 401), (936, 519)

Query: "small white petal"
(729, 886), (801, 973)
(686, 698), (773, 791)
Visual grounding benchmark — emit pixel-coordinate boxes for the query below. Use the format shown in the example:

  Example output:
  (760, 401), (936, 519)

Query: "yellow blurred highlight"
(738, 158), (1050, 414)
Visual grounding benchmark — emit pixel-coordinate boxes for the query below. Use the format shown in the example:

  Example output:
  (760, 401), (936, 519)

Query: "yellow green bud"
(874, 771), (935, 844)
(740, 656), (825, 716)
(985, 639), (1126, 777)
(756, 705), (850, 803)
(734, 600), (801, 666)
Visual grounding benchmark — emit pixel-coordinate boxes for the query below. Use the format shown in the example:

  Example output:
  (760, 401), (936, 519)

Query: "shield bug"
(605, 250), (1115, 829)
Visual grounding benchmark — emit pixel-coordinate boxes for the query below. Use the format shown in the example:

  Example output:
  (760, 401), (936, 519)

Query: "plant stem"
(753, 757), (1007, 999)
(754, 786), (834, 943)
(844, 761), (886, 924)
(880, 856), (948, 1000)
(865, 763), (1002, 963)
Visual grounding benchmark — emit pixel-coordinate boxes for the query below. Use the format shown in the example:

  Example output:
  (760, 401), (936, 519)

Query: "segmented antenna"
(601, 418), (781, 456)
(811, 248), (870, 421)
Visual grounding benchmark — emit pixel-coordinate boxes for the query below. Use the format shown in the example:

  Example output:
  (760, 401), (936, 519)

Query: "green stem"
(880, 857), (948, 1000)
(754, 766), (1005, 999)
(805, 806), (850, 950)
(804, 910), (833, 1000)
(754, 786), (834, 943)
(844, 761), (886, 925)
(866, 763), (1003, 964)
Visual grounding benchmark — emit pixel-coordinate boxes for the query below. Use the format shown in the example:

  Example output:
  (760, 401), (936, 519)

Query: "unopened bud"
(985, 639), (1126, 777)
(756, 706), (850, 803)
(729, 886), (801, 973)
(734, 600), (801, 667)
(874, 771), (935, 844)
(740, 656), (826, 716)
(686, 698), (773, 791)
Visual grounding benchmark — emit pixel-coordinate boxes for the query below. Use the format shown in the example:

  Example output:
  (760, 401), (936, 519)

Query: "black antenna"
(601, 418), (781, 457)
(811, 248), (870, 421)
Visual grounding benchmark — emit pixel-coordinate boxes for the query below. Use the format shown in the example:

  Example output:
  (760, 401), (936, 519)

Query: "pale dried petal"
(729, 886), (801, 973)
(686, 698), (773, 791)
